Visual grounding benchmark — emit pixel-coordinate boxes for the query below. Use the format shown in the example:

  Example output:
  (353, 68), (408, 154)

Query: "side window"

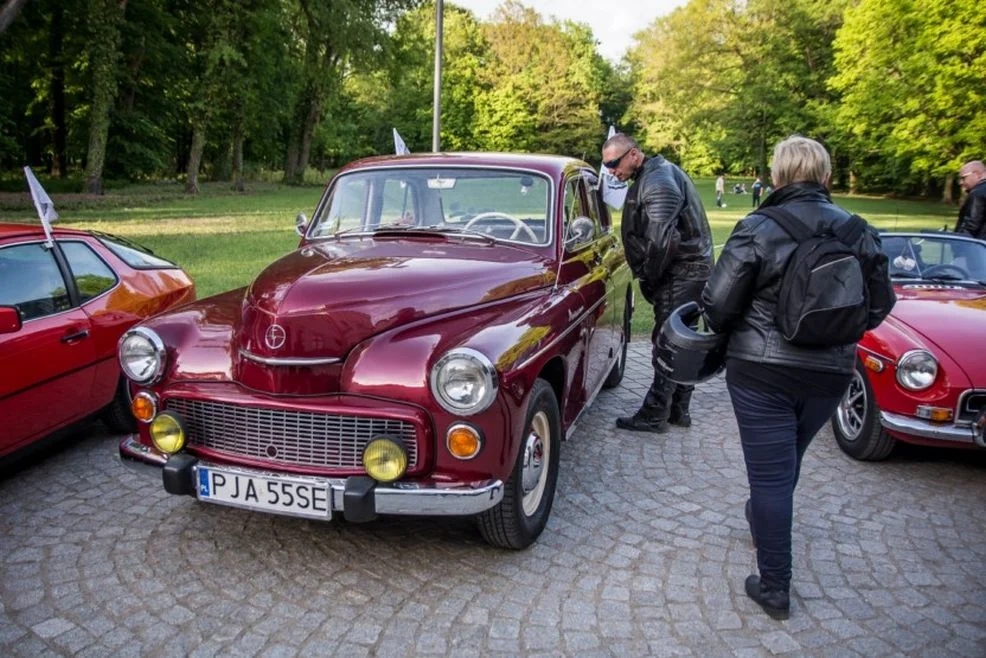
(60, 241), (118, 302)
(0, 243), (71, 321)
(563, 177), (586, 228)
(582, 171), (610, 232)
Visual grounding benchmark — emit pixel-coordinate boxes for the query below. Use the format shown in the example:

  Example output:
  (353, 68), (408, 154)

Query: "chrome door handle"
(61, 329), (90, 343)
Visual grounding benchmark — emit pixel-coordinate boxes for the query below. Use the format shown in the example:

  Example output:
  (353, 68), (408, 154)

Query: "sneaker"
(744, 575), (790, 620)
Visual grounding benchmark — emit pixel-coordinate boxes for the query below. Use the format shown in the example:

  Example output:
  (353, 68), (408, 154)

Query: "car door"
(582, 169), (624, 362)
(0, 241), (96, 456)
(559, 174), (610, 401)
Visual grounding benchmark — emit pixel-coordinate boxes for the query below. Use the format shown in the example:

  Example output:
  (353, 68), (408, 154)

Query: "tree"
(83, 0), (127, 193)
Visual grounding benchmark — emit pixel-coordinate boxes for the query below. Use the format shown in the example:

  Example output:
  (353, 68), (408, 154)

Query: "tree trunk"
(0, 0), (29, 34)
(185, 123), (206, 194)
(213, 139), (232, 182)
(849, 169), (859, 195)
(283, 131), (299, 183)
(942, 173), (954, 205)
(295, 97), (321, 184)
(84, 0), (128, 194)
(49, 1), (67, 177)
(232, 130), (244, 192)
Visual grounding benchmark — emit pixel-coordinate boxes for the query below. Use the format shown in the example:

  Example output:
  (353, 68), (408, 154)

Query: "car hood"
(890, 286), (986, 380)
(238, 238), (555, 363)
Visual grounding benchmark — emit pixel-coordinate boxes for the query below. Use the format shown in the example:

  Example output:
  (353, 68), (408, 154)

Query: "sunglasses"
(603, 146), (634, 170)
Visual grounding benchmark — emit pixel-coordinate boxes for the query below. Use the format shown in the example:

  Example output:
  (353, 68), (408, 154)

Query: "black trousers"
(638, 278), (707, 421)
(727, 381), (843, 591)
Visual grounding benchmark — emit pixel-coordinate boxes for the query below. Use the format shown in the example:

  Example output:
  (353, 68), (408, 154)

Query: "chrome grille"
(957, 390), (986, 423)
(166, 398), (418, 469)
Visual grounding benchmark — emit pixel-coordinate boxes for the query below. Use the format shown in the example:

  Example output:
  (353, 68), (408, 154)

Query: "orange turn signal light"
(863, 356), (885, 372)
(915, 405), (952, 423)
(131, 391), (158, 423)
(447, 424), (482, 460)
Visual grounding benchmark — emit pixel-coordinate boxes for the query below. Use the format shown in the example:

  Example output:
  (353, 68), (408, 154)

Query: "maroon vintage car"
(118, 153), (632, 548)
(831, 232), (986, 460)
(0, 223), (194, 460)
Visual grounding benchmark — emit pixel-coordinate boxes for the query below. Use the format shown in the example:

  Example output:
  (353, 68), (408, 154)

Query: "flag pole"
(432, 0), (443, 152)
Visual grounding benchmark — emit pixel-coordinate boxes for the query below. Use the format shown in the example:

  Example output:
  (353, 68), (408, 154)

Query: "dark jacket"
(620, 155), (713, 294)
(955, 180), (986, 240)
(701, 182), (896, 375)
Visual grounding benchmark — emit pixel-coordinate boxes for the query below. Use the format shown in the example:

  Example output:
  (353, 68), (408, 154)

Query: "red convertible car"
(832, 232), (986, 460)
(118, 153), (632, 548)
(0, 223), (194, 460)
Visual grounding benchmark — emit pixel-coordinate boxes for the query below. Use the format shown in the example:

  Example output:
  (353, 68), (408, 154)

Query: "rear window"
(94, 233), (177, 269)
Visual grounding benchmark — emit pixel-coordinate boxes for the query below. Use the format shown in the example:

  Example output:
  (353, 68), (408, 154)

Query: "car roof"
(878, 231), (985, 244)
(336, 152), (591, 178)
(0, 222), (89, 241)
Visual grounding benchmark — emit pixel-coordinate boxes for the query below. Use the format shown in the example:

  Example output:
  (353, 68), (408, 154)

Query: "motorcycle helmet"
(655, 302), (728, 385)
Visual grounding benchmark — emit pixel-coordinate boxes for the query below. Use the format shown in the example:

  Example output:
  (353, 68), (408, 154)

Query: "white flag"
(23, 166), (58, 247)
(598, 125), (628, 209)
(393, 128), (410, 155)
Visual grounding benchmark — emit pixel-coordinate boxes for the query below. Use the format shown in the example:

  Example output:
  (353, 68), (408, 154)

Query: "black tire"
(478, 379), (560, 549)
(831, 359), (895, 461)
(602, 294), (632, 389)
(101, 377), (137, 434)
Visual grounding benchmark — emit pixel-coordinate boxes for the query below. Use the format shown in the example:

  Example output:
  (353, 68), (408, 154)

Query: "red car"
(118, 153), (632, 548)
(832, 232), (986, 459)
(0, 223), (195, 460)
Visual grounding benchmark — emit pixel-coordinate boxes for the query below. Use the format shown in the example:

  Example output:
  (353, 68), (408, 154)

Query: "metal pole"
(432, 0), (443, 152)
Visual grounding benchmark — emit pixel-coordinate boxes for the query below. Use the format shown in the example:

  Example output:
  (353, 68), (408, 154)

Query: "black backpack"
(758, 206), (869, 347)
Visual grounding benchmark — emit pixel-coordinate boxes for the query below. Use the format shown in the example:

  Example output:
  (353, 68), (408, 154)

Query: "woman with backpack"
(700, 135), (896, 619)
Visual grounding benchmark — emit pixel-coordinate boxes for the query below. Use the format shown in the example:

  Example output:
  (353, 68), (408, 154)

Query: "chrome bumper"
(118, 436), (504, 517)
(880, 411), (984, 447)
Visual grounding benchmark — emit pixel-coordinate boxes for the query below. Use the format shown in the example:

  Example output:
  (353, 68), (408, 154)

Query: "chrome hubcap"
(521, 411), (550, 515)
(836, 370), (867, 442)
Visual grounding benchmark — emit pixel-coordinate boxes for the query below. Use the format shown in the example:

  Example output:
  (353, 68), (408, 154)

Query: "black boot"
(744, 575), (790, 620)
(668, 407), (692, 427)
(616, 414), (669, 433)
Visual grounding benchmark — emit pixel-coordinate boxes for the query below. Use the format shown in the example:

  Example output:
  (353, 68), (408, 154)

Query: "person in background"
(954, 160), (986, 239)
(751, 176), (763, 207)
(701, 135), (895, 619)
(715, 174), (726, 208)
(601, 133), (714, 433)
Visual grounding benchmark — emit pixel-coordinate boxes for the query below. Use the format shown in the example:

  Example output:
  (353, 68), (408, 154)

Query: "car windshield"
(881, 235), (986, 284)
(308, 167), (552, 245)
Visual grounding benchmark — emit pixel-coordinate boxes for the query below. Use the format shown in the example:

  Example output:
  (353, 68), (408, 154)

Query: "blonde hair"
(770, 135), (831, 188)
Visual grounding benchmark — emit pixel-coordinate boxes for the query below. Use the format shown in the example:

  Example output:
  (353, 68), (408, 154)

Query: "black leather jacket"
(955, 180), (986, 240)
(621, 156), (713, 294)
(701, 182), (896, 374)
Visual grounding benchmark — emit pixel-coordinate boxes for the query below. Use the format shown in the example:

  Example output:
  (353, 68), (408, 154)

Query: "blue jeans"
(727, 381), (843, 591)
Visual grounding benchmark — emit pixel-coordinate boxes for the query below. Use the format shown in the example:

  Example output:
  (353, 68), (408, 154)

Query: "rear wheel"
(478, 379), (560, 549)
(101, 377), (136, 434)
(602, 295), (632, 389)
(831, 360), (895, 461)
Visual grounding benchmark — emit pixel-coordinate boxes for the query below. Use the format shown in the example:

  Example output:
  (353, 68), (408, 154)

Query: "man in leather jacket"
(601, 133), (714, 433)
(701, 135), (895, 619)
(955, 160), (986, 239)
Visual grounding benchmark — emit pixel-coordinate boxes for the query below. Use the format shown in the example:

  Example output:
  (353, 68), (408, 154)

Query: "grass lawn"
(0, 176), (958, 337)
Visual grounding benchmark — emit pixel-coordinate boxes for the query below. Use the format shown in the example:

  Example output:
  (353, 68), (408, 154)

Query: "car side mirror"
(565, 216), (595, 249)
(295, 213), (309, 237)
(0, 306), (22, 334)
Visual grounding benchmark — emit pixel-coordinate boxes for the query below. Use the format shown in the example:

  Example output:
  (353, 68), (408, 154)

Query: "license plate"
(196, 467), (332, 520)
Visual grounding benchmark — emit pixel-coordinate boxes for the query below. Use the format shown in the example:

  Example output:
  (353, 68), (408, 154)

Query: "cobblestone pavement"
(2, 343), (986, 658)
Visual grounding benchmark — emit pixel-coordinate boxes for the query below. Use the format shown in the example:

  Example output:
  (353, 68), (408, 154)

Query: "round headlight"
(149, 412), (186, 454)
(896, 350), (938, 391)
(430, 348), (498, 415)
(363, 438), (408, 483)
(119, 327), (166, 384)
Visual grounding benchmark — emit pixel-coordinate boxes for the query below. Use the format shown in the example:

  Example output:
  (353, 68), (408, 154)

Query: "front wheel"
(831, 360), (895, 461)
(478, 379), (560, 549)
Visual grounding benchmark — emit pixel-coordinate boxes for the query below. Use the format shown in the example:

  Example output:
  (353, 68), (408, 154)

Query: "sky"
(448, 0), (689, 63)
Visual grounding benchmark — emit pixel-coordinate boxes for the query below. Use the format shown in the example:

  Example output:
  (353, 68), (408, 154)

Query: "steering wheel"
(463, 212), (538, 243)
(921, 263), (969, 279)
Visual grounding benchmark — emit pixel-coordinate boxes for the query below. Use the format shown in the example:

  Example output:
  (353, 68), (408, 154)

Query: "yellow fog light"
(131, 391), (157, 423)
(447, 424), (482, 460)
(362, 438), (407, 483)
(149, 413), (186, 454)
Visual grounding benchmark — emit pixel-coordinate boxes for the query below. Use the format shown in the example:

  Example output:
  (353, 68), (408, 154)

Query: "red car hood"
(889, 286), (986, 381)
(239, 238), (554, 362)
